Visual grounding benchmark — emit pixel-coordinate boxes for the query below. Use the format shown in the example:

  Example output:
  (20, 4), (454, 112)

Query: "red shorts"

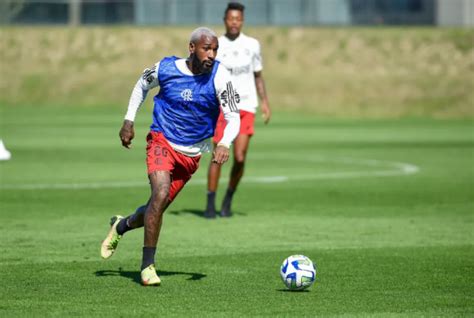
(213, 110), (255, 144)
(146, 131), (201, 203)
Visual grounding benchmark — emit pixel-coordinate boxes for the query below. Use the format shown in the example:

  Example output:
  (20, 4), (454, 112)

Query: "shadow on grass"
(276, 289), (310, 293)
(95, 268), (206, 285)
(168, 208), (247, 218)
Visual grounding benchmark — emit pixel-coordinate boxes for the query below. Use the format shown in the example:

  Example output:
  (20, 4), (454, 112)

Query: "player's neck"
(225, 32), (240, 41)
(186, 57), (198, 74)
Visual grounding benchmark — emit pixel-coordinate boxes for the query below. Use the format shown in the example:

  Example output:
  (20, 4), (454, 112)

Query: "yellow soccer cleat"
(141, 264), (161, 286)
(100, 215), (123, 259)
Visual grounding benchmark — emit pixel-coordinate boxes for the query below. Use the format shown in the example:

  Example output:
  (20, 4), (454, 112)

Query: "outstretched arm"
(254, 71), (271, 124)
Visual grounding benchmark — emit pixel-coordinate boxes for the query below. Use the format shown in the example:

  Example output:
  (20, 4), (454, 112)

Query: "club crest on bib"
(180, 89), (193, 102)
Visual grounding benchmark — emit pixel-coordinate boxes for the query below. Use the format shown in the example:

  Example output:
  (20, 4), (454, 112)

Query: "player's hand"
(212, 144), (230, 165)
(119, 120), (135, 149)
(261, 102), (271, 125)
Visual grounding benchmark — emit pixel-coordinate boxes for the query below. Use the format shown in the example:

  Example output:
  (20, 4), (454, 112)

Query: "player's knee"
(157, 187), (170, 202)
(151, 185), (170, 205)
(234, 152), (246, 165)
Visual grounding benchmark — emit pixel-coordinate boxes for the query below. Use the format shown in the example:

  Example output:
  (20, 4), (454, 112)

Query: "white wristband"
(217, 142), (230, 149)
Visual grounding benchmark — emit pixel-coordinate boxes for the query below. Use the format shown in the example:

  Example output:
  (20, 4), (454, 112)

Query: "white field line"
(0, 157), (419, 190)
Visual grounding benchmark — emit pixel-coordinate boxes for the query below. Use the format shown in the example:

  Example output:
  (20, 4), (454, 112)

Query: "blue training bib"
(151, 56), (220, 146)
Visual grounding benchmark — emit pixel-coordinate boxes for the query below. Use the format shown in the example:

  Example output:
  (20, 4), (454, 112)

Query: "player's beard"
(190, 55), (213, 74)
(201, 59), (213, 73)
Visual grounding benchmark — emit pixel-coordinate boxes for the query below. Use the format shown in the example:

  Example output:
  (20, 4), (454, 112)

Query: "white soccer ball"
(280, 255), (316, 291)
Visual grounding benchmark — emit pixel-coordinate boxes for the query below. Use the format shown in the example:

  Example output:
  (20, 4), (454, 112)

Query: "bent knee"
(233, 152), (247, 164)
(151, 185), (170, 203)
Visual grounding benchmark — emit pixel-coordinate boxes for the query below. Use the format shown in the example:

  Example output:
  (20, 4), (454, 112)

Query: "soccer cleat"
(100, 215), (123, 259)
(141, 264), (161, 286)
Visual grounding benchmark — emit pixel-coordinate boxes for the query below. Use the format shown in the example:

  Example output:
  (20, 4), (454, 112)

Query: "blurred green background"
(1, 27), (473, 117)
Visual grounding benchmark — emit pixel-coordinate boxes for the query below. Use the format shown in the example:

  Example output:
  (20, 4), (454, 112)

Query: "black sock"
(116, 216), (132, 235)
(222, 188), (235, 211)
(141, 247), (156, 270)
(207, 191), (216, 211)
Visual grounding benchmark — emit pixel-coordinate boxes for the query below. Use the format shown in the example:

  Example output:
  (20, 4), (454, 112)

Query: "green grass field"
(0, 106), (473, 316)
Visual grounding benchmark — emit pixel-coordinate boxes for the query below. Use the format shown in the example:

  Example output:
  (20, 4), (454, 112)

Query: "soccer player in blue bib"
(100, 27), (240, 286)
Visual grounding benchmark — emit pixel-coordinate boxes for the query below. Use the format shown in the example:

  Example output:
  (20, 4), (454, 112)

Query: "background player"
(205, 2), (271, 218)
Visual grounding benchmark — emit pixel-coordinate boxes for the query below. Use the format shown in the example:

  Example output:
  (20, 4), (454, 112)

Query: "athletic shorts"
(146, 131), (201, 203)
(212, 110), (255, 144)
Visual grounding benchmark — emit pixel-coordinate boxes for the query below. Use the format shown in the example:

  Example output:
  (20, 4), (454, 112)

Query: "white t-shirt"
(217, 33), (263, 114)
(124, 58), (240, 156)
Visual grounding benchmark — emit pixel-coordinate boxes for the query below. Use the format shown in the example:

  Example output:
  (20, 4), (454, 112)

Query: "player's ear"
(189, 42), (195, 54)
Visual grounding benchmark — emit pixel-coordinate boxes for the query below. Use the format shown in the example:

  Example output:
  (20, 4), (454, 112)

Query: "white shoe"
(141, 264), (161, 286)
(100, 215), (123, 259)
(0, 140), (11, 161)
